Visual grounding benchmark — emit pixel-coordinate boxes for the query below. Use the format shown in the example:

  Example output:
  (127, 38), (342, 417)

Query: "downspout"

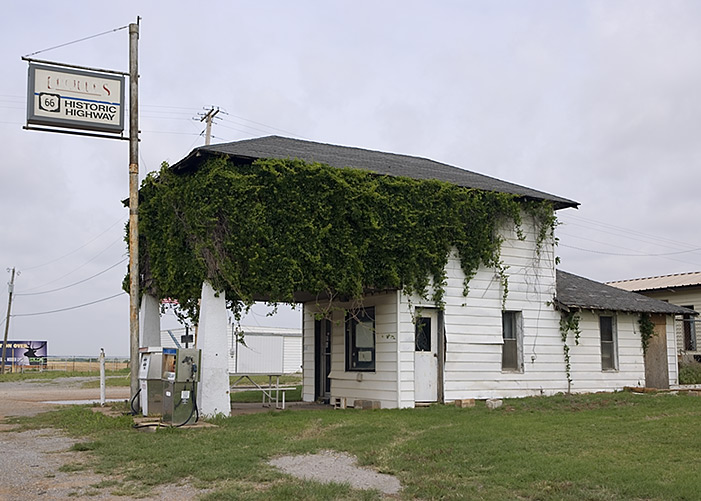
(396, 289), (402, 408)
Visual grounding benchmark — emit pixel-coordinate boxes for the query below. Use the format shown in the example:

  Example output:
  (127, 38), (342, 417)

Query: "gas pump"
(162, 347), (201, 426)
(138, 347), (164, 416)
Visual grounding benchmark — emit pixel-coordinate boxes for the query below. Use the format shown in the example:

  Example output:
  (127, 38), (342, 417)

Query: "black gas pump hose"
(129, 387), (142, 415)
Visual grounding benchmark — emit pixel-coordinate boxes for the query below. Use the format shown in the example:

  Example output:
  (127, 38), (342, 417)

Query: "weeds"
(679, 361), (701, 384)
(7, 392), (701, 500)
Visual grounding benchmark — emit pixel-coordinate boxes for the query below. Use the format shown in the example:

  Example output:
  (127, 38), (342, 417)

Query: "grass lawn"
(7, 391), (701, 500)
(80, 375), (132, 389)
(230, 386), (303, 403)
(230, 374), (303, 386)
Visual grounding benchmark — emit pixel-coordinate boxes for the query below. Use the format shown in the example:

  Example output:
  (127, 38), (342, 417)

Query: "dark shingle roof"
(172, 136), (579, 210)
(555, 270), (696, 315)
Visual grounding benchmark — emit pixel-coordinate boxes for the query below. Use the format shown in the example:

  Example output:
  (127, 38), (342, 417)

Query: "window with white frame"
(599, 315), (617, 371)
(502, 311), (523, 371)
(345, 307), (375, 371)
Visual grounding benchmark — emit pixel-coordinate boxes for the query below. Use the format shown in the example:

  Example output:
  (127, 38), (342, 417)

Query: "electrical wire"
(20, 236), (124, 293)
(557, 239), (701, 257)
(217, 121), (281, 138)
(219, 110), (306, 139)
(11, 292), (126, 317)
(22, 217), (126, 272)
(558, 243), (701, 270)
(559, 213), (701, 252)
(23, 25), (129, 58)
(15, 258), (127, 296)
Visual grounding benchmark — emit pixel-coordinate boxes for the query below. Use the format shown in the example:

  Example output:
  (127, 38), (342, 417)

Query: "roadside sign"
(27, 63), (125, 133)
(0, 341), (47, 370)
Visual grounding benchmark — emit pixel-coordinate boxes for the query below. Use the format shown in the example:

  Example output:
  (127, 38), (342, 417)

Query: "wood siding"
(633, 288), (700, 359)
(303, 292), (399, 408)
(302, 216), (669, 407)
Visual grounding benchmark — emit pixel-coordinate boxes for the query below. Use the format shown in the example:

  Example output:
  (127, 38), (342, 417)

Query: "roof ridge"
(187, 135), (579, 210)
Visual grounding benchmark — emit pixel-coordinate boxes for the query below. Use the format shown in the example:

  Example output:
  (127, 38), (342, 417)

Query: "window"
(682, 306), (697, 351)
(600, 315), (617, 370)
(415, 316), (431, 352)
(502, 311), (522, 371)
(345, 307), (375, 371)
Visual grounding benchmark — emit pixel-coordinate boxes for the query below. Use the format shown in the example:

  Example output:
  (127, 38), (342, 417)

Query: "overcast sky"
(2, 1), (700, 357)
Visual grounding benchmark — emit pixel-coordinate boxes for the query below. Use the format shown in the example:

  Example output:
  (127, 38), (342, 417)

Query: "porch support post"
(197, 281), (231, 416)
(396, 289), (402, 408)
(139, 294), (161, 347)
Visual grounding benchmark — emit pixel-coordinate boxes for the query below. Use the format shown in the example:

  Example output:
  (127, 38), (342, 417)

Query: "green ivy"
(130, 157), (556, 322)
(559, 311), (581, 393)
(638, 313), (656, 355)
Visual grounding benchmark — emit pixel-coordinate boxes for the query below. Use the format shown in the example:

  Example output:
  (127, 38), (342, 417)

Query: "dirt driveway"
(0, 378), (207, 500)
(0, 377), (130, 419)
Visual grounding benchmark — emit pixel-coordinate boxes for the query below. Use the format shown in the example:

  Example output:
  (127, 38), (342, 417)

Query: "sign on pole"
(27, 63), (125, 134)
(0, 341), (48, 371)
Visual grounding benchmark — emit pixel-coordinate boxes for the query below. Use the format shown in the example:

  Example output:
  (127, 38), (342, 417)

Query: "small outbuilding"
(554, 270), (694, 391)
(608, 272), (701, 364)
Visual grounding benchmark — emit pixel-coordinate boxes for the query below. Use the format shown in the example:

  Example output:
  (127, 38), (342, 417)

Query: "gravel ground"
(0, 378), (208, 500)
(0, 377), (401, 499)
(269, 450), (402, 495)
(0, 377), (130, 418)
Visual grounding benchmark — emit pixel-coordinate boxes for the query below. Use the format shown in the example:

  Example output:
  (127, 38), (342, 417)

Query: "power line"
(11, 292), (126, 318)
(15, 258), (127, 296)
(23, 25), (129, 57)
(559, 213), (701, 252)
(219, 110), (307, 139)
(22, 217), (126, 271)
(559, 243), (701, 257)
(19, 236), (124, 293)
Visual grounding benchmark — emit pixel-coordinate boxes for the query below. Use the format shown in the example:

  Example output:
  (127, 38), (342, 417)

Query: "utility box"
(162, 348), (201, 426)
(138, 347), (164, 417)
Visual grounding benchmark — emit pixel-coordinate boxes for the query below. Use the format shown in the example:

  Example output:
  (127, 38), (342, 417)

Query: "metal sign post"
(22, 20), (141, 407)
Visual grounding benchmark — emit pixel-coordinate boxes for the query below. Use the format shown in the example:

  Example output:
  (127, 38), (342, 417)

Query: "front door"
(314, 318), (332, 402)
(414, 309), (438, 402)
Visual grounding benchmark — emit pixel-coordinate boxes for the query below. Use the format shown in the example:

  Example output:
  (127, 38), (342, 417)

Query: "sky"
(1, 1), (701, 357)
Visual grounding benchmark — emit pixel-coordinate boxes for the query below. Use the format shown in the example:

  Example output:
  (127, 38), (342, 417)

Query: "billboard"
(1, 341), (48, 370)
(27, 63), (125, 133)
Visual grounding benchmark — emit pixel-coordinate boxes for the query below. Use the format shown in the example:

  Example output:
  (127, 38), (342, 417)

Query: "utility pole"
(1, 268), (16, 374)
(200, 107), (220, 146)
(128, 20), (140, 406)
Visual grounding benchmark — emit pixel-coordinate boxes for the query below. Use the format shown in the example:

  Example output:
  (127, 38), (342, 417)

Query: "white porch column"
(139, 294), (161, 347)
(197, 281), (231, 417)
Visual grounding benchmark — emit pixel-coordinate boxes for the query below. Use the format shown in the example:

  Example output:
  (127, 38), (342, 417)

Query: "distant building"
(161, 325), (302, 375)
(609, 272), (701, 363)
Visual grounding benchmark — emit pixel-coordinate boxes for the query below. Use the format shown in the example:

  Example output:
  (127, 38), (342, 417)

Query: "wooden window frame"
(600, 314), (618, 371)
(345, 307), (376, 372)
(502, 311), (523, 372)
